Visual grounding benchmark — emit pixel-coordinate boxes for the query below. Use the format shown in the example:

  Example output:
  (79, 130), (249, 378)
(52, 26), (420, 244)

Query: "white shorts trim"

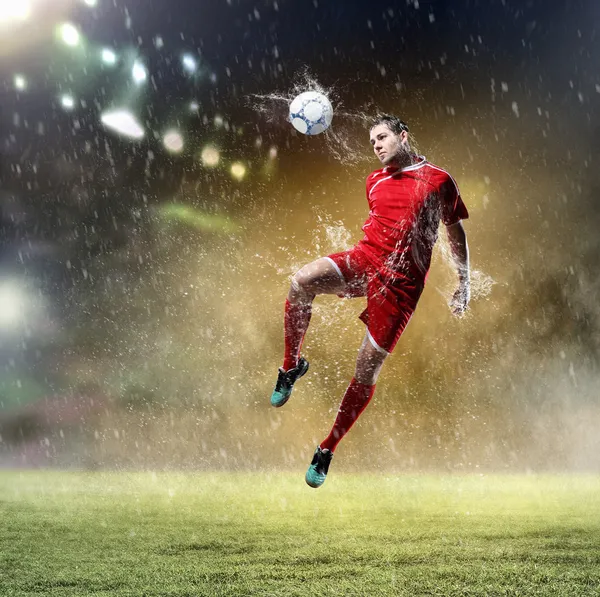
(367, 329), (390, 356)
(324, 257), (345, 284)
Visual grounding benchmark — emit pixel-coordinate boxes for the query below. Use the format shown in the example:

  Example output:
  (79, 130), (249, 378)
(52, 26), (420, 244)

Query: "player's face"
(370, 124), (409, 167)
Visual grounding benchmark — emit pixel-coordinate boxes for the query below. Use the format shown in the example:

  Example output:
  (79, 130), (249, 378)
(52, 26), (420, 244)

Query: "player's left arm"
(446, 220), (470, 316)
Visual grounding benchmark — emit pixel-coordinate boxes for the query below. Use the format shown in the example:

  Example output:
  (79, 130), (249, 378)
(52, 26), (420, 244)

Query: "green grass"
(1, 472), (600, 596)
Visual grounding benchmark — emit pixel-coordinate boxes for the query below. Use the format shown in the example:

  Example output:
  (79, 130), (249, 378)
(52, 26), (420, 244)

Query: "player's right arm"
(446, 220), (470, 316)
(438, 171), (470, 316)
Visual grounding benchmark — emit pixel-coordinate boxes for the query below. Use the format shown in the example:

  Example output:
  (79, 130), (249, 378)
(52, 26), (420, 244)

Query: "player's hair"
(370, 114), (409, 135)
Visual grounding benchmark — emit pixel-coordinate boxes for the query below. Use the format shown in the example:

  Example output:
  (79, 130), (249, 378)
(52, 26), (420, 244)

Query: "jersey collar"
(383, 155), (427, 174)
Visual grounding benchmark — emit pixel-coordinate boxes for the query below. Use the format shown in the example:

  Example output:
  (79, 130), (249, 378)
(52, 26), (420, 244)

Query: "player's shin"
(283, 298), (312, 371)
(320, 378), (376, 452)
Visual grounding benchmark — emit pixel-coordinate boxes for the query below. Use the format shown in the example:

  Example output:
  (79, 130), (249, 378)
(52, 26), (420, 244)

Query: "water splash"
(313, 206), (353, 253)
(435, 234), (495, 309)
(248, 67), (374, 164)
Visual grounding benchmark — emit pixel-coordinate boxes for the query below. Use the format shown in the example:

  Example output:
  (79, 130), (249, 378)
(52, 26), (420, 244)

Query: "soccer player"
(270, 114), (470, 488)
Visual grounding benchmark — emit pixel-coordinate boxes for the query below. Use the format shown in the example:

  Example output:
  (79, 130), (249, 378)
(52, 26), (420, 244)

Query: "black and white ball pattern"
(289, 91), (333, 136)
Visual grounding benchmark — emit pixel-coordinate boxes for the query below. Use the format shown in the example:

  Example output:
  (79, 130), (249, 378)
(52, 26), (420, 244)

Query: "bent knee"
(289, 270), (315, 301)
(293, 266), (316, 288)
(355, 344), (388, 384)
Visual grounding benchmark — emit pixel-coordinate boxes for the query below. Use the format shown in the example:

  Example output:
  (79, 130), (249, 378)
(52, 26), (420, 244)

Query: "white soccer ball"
(289, 91), (333, 135)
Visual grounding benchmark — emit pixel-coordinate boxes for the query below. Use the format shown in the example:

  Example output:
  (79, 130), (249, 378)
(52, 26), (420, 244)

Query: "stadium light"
(163, 130), (184, 153)
(182, 54), (197, 73)
(59, 23), (81, 47)
(61, 94), (75, 110)
(101, 110), (144, 139)
(14, 74), (27, 90)
(0, 1), (31, 25)
(0, 282), (24, 329)
(231, 163), (246, 181)
(101, 48), (117, 65)
(200, 146), (220, 167)
(132, 61), (147, 84)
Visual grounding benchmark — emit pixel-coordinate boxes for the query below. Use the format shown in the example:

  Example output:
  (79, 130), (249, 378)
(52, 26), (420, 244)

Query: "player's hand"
(450, 282), (470, 317)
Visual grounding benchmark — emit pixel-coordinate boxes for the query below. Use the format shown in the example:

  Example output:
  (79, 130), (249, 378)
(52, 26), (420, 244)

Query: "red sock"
(283, 299), (312, 371)
(320, 378), (376, 453)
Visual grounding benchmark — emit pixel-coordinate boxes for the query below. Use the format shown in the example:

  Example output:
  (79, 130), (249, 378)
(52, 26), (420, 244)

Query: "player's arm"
(446, 220), (470, 316)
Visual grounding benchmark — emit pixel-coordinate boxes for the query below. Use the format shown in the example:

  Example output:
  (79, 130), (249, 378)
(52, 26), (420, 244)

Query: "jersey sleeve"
(440, 175), (469, 226)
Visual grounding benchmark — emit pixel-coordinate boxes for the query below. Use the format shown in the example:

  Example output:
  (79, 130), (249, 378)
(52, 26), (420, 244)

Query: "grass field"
(1, 472), (600, 596)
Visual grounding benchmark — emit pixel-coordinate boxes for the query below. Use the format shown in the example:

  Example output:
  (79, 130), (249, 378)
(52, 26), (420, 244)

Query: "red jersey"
(358, 156), (469, 281)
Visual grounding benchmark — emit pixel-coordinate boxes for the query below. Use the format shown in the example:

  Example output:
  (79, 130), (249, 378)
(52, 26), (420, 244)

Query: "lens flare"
(101, 110), (144, 139)
(230, 162), (247, 181)
(14, 74), (27, 90)
(0, 283), (24, 329)
(200, 146), (220, 167)
(101, 48), (117, 65)
(61, 94), (75, 110)
(159, 204), (239, 233)
(59, 23), (80, 47)
(0, 1), (31, 25)
(163, 130), (184, 153)
(182, 54), (197, 73)
(132, 61), (147, 84)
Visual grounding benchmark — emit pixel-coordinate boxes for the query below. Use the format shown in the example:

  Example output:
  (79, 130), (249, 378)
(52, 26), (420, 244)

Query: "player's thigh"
(292, 257), (346, 295)
(355, 333), (388, 384)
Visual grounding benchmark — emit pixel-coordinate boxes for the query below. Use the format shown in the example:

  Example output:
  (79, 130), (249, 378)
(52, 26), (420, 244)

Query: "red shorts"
(325, 244), (424, 354)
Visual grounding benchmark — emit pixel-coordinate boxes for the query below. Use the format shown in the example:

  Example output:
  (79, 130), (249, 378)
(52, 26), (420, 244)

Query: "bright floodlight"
(231, 162), (246, 181)
(101, 110), (144, 139)
(189, 101), (199, 112)
(200, 146), (219, 167)
(0, 1), (31, 24)
(163, 130), (184, 153)
(101, 48), (116, 65)
(83, 0), (97, 6)
(14, 74), (27, 91)
(132, 61), (147, 84)
(0, 283), (24, 329)
(59, 23), (80, 47)
(182, 54), (197, 73)
(61, 94), (75, 110)
(269, 146), (278, 160)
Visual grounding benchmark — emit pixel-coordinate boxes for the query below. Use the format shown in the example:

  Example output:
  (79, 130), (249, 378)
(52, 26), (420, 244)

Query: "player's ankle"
(282, 358), (298, 371)
(319, 442), (335, 454)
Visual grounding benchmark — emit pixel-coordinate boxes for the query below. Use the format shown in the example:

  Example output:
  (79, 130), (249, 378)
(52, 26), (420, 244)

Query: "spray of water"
(248, 67), (375, 164)
(435, 233), (496, 310)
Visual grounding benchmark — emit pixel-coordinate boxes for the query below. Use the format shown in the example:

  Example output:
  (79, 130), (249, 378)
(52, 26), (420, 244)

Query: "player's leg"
(305, 335), (387, 488)
(283, 257), (346, 370)
(321, 334), (387, 451)
(271, 257), (346, 408)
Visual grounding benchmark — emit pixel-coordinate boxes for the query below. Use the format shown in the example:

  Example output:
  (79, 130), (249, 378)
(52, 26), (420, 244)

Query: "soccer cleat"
(270, 357), (309, 408)
(271, 357), (308, 407)
(305, 446), (333, 488)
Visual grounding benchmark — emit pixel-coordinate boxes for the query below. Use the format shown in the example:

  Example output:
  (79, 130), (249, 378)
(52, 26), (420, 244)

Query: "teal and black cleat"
(305, 446), (333, 488)
(270, 357), (309, 408)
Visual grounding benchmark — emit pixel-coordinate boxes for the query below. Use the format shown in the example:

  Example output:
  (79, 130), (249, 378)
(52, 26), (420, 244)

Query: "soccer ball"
(289, 91), (333, 135)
